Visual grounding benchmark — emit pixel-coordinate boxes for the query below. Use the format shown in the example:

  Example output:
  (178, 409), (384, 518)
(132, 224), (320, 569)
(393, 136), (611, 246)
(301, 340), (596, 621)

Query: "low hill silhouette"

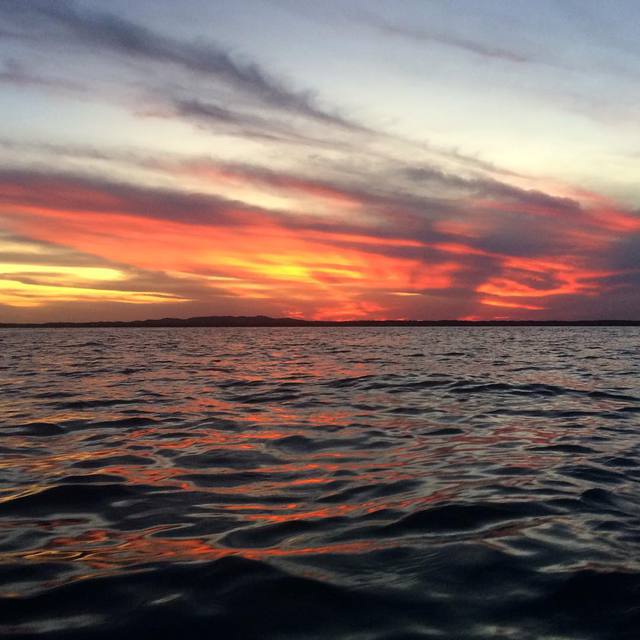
(1, 315), (639, 328)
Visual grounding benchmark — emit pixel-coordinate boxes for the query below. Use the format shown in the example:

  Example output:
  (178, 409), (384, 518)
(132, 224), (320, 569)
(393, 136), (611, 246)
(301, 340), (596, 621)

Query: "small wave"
(8, 421), (65, 436)
(1, 483), (135, 516)
(382, 501), (556, 535)
(2, 326), (640, 639)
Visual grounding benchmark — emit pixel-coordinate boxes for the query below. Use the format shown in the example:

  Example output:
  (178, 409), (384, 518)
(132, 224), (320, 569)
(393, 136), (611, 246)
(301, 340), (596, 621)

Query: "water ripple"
(1, 326), (640, 639)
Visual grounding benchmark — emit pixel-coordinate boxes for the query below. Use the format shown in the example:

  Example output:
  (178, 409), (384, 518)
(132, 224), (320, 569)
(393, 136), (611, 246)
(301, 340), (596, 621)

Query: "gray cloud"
(402, 165), (582, 217)
(608, 232), (640, 271)
(0, 149), (587, 264)
(364, 14), (535, 64)
(166, 98), (343, 146)
(0, 0), (360, 131)
(0, 162), (590, 268)
(0, 58), (84, 92)
(0, 168), (268, 228)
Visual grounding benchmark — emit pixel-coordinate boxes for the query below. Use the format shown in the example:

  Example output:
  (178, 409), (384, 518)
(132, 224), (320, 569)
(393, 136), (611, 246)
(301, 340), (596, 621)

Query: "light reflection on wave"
(1, 327), (640, 639)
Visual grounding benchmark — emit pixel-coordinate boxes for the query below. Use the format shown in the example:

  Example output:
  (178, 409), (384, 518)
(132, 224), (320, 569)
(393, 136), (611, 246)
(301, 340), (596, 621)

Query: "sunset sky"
(1, 0), (639, 321)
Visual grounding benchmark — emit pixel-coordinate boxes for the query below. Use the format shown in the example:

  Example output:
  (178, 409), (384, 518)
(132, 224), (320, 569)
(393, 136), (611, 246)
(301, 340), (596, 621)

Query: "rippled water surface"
(2, 327), (640, 639)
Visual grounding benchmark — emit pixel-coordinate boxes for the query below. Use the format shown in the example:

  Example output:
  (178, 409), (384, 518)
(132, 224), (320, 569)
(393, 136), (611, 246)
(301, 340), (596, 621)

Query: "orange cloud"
(479, 298), (545, 311)
(4, 203), (461, 319)
(170, 160), (365, 209)
(2, 166), (638, 321)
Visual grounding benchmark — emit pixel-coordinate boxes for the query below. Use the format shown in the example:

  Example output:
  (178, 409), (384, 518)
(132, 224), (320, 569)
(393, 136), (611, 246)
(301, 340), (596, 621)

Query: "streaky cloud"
(0, 58), (84, 92)
(0, 163), (634, 320)
(0, 0), (360, 131)
(0, 167), (271, 228)
(363, 13), (536, 64)
(165, 98), (346, 147)
(402, 165), (583, 216)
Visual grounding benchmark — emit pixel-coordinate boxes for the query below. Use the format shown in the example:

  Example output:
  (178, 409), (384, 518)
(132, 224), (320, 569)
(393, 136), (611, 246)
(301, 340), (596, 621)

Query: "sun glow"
(0, 279), (187, 307)
(0, 263), (126, 281)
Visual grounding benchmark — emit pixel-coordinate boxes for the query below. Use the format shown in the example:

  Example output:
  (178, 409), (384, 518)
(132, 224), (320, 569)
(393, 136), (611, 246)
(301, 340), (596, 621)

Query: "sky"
(0, 0), (639, 322)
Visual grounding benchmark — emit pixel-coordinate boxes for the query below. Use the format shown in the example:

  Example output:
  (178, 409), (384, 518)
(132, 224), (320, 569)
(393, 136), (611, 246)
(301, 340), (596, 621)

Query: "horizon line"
(2, 314), (640, 328)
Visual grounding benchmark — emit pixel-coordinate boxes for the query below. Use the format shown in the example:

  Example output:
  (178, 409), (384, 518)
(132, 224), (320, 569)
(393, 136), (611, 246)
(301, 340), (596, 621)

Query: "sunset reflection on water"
(2, 327), (640, 638)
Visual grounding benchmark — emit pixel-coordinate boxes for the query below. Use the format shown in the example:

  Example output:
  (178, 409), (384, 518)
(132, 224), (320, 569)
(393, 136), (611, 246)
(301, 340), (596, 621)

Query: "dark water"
(1, 327), (640, 639)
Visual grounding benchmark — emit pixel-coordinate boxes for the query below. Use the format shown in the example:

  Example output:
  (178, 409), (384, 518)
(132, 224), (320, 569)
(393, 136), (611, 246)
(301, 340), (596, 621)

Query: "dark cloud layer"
(402, 165), (582, 216)
(0, 155), (617, 266)
(0, 168), (269, 228)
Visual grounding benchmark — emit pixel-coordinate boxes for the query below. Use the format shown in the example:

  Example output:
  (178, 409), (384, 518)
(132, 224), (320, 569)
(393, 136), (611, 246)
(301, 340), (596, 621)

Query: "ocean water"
(1, 327), (640, 639)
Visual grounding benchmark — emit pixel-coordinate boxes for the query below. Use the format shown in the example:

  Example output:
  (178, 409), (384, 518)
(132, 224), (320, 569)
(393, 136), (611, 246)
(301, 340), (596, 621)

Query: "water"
(1, 327), (640, 639)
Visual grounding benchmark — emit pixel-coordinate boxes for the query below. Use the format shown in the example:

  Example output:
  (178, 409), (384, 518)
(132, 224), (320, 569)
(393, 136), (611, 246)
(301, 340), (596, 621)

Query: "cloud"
(0, 232), (220, 311)
(2, 4), (638, 321)
(162, 98), (344, 146)
(0, 0), (359, 131)
(0, 167), (271, 228)
(363, 14), (535, 64)
(401, 165), (582, 216)
(0, 166), (447, 267)
(0, 167), (461, 317)
(608, 232), (640, 271)
(2, 159), (636, 320)
(0, 2), (527, 178)
(0, 153), (612, 265)
(0, 58), (84, 92)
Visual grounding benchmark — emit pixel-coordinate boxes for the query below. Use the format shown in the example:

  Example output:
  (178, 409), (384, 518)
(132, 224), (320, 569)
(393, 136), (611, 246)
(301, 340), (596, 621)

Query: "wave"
(2, 326), (640, 638)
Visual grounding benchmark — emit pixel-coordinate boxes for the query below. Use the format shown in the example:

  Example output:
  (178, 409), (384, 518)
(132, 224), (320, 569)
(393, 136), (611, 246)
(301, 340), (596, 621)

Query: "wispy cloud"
(0, 58), (84, 92)
(362, 12), (536, 64)
(0, 2), (532, 178)
(0, 0), (361, 131)
(160, 97), (347, 146)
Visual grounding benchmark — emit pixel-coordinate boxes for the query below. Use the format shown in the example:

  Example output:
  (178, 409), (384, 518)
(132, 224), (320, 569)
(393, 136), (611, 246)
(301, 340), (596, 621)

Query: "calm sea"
(1, 327), (640, 639)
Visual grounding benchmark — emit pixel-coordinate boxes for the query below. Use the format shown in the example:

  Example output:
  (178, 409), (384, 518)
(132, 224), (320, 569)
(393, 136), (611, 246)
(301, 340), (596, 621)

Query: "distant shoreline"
(1, 315), (640, 328)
